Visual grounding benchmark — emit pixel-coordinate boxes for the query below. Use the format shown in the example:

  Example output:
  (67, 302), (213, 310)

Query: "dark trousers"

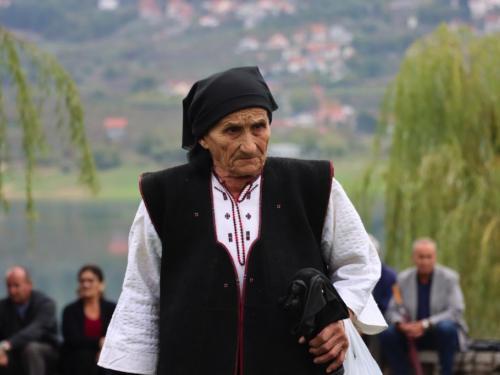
(0, 342), (58, 375)
(378, 320), (459, 375)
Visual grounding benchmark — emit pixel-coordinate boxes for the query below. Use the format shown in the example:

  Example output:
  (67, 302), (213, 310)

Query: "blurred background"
(1, 0), (499, 338)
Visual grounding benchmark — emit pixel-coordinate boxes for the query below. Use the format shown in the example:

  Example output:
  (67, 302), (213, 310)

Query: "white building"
(485, 13), (500, 32)
(268, 143), (302, 158)
(469, 0), (500, 19)
(99, 0), (119, 10)
(199, 15), (220, 27)
(236, 37), (260, 52)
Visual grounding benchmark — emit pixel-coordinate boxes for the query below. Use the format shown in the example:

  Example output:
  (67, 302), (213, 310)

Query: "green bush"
(357, 111), (377, 133)
(289, 87), (317, 113)
(102, 66), (122, 81)
(131, 76), (157, 93)
(136, 133), (186, 164)
(93, 148), (122, 170)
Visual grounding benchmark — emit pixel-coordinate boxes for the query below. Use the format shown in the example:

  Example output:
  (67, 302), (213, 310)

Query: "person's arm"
(428, 273), (465, 327)
(321, 178), (387, 334)
(0, 346), (8, 367)
(306, 178), (385, 372)
(62, 304), (100, 350)
(98, 200), (161, 375)
(8, 297), (57, 350)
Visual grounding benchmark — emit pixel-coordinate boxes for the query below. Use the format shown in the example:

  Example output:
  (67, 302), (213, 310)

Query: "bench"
(419, 350), (500, 375)
(382, 350), (500, 374)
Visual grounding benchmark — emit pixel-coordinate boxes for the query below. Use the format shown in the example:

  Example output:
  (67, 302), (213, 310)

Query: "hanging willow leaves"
(361, 24), (500, 339)
(0, 25), (99, 216)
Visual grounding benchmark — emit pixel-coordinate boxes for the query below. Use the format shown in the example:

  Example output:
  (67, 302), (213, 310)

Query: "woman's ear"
(198, 137), (209, 149)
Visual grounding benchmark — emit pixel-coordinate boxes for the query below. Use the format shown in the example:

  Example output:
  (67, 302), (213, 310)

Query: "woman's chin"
(232, 162), (263, 177)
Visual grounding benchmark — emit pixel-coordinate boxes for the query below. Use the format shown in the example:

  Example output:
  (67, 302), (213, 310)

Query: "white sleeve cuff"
(350, 294), (387, 335)
(98, 341), (158, 375)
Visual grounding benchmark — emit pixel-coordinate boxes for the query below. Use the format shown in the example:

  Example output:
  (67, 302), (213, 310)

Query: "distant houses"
(166, 0), (193, 25)
(130, 0), (297, 28)
(235, 24), (355, 80)
(266, 33), (290, 49)
(103, 117), (128, 140)
(311, 85), (355, 129)
(206, 0), (235, 16)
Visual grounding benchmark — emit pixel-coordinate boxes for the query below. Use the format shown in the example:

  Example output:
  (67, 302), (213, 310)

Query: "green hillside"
(0, 0), (476, 200)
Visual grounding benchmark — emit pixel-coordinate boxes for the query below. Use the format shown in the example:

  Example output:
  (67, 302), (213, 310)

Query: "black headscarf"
(182, 66), (278, 173)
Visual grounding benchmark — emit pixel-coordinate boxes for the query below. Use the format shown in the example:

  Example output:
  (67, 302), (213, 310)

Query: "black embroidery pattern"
(213, 180), (260, 266)
(214, 186), (228, 201)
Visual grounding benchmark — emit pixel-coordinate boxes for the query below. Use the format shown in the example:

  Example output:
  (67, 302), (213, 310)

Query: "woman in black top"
(61, 265), (116, 375)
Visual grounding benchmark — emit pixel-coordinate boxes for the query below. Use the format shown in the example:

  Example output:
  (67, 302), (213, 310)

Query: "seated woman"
(61, 265), (116, 375)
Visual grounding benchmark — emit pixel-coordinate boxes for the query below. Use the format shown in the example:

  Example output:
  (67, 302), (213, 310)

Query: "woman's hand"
(299, 320), (349, 373)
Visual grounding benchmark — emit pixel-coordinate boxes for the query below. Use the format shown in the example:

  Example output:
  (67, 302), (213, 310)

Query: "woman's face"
(78, 270), (103, 299)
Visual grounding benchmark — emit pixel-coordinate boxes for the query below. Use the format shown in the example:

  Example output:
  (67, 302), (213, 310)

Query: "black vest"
(140, 157), (332, 375)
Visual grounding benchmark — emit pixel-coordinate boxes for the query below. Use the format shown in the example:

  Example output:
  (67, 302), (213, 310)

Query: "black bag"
(279, 268), (350, 375)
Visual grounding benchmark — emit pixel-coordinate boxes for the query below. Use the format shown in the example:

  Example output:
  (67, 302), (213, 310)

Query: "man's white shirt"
(98, 176), (387, 374)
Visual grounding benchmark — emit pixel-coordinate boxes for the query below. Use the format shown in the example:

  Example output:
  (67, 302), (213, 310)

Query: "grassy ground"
(3, 164), (147, 203)
(2, 156), (379, 204)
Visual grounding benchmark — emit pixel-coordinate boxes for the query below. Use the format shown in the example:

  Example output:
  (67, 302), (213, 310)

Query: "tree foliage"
(362, 25), (500, 338)
(0, 2), (136, 42)
(0, 25), (99, 216)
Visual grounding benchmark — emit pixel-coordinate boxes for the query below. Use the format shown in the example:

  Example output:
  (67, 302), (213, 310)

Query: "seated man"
(0, 267), (59, 375)
(378, 238), (469, 375)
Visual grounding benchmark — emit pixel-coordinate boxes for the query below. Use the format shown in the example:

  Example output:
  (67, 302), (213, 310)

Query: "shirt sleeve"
(321, 178), (387, 334)
(98, 201), (161, 375)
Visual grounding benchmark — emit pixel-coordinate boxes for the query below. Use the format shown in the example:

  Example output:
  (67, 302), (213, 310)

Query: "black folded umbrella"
(279, 268), (350, 375)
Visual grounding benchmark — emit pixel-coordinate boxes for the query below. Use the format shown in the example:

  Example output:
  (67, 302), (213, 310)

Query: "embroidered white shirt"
(98, 177), (387, 374)
(212, 173), (261, 292)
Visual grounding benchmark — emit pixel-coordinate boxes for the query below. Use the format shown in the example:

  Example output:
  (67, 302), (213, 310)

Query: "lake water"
(1, 198), (384, 322)
(1, 201), (139, 315)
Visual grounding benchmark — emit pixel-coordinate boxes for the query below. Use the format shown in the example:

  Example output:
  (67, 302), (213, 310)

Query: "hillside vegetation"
(0, 0), (476, 198)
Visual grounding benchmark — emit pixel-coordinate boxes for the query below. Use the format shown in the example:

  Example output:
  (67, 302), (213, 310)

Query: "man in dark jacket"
(369, 234), (397, 316)
(0, 267), (59, 375)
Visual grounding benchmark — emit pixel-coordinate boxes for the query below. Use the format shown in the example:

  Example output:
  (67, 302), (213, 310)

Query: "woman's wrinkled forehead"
(216, 107), (269, 127)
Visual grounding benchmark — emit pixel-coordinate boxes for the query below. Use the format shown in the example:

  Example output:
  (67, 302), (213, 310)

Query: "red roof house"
(103, 117), (128, 140)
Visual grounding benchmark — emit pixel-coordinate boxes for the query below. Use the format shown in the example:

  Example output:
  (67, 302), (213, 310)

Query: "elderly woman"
(99, 66), (386, 375)
(61, 265), (116, 375)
